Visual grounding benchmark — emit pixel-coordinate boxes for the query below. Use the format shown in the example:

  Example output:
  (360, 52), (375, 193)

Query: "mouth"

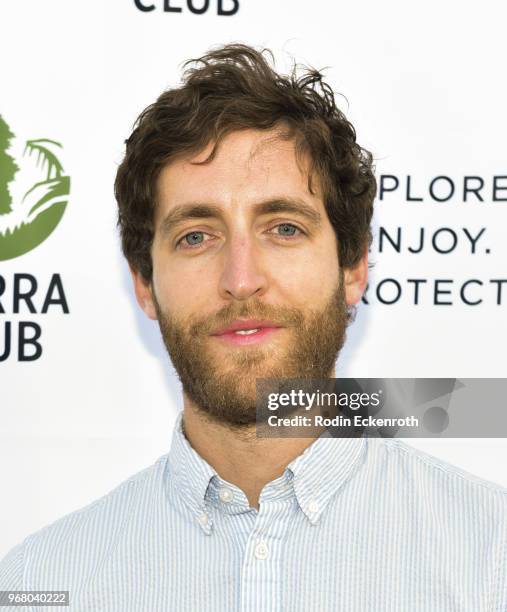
(210, 319), (284, 346)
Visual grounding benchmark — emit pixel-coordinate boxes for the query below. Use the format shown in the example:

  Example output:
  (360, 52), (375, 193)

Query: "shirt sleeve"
(0, 540), (25, 591)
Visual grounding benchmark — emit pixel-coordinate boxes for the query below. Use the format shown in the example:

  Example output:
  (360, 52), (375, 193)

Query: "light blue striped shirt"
(1, 410), (506, 611)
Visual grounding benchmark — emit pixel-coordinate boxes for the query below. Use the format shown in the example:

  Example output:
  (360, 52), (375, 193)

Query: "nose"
(218, 234), (268, 301)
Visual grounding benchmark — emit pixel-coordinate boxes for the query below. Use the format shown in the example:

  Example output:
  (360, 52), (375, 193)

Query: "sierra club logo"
(0, 114), (70, 261)
(0, 114), (70, 362)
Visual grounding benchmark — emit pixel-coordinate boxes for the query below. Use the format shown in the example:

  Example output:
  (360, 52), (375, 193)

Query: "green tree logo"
(0, 114), (70, 261)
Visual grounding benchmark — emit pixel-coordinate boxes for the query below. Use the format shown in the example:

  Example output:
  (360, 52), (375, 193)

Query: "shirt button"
(308, 500), (319, 514)
(254, 541), (269, 560)
(198, 512), (209, 526)
(218, 487), (234, 503)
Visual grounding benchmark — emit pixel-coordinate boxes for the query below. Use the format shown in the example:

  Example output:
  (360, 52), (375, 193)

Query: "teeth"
(234, 329), (259, 335)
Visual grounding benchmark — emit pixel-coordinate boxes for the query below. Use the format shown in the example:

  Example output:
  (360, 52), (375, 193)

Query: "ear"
(129, 265), (158, 321)
(343, 246), (369, 306)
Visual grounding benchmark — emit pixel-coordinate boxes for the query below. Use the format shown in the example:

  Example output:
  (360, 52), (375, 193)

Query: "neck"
(181, 398), (321, 510)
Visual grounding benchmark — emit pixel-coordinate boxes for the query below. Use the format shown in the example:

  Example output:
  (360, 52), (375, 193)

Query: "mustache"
(188, 298), (306, 336)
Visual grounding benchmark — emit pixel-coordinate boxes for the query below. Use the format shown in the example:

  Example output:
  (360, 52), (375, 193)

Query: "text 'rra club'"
(0, 273), (69, 362)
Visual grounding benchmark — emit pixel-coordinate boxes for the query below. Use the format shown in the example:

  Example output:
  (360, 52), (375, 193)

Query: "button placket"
(240, 500), (292, 612)
(253, 540), (269, 560)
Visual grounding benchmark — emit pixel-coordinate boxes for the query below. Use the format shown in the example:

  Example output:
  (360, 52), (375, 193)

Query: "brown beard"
(153, 268), (353, 429)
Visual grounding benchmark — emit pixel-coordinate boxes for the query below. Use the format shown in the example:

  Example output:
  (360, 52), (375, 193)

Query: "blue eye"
(275, 223), (299, 237)
(176, 230), (217, 251)
(184, 232), (204, 246)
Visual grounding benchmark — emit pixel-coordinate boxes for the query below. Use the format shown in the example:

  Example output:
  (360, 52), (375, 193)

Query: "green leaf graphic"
(0, 119), (70, 261)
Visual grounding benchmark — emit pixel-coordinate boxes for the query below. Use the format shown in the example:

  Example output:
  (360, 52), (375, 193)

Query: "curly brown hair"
(115, 43), (376, 283)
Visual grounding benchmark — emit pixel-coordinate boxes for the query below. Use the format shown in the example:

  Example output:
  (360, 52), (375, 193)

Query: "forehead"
(155, 128), (322, 216)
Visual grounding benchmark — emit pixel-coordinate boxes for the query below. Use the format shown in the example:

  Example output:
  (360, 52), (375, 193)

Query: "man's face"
(133, 128), (367, 428)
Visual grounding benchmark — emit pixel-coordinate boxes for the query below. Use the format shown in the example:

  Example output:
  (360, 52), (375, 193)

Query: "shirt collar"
(166, 410), (366, 534)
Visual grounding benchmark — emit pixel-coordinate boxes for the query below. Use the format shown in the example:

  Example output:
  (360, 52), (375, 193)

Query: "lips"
(210, 319), (283, 346)
(211, 319), (282, 336)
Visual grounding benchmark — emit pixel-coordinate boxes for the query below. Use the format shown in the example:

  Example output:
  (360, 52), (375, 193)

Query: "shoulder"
(376, 436), (507, 498)
(0, 454), (169, 590)
(367, 438), (507, 604)
(364, 436), (507, 529)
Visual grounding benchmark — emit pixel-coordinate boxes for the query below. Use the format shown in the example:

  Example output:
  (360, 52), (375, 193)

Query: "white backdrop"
(1, 0), (506, 558)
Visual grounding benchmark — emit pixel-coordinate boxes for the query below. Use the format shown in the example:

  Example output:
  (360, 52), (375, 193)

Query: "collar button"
(218, 487), (234, 503)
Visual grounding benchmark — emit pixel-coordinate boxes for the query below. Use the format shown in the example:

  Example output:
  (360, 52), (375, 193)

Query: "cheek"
(269, 263), (335, 321)
(273, 237), (339, 297)
(153, 260), (217, 319)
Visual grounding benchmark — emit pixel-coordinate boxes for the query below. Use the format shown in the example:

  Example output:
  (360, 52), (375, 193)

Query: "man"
(1, 43), (506, 611)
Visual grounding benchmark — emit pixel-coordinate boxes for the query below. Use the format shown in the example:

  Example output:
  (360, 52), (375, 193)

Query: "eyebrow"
(158, 198), (322, 237)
